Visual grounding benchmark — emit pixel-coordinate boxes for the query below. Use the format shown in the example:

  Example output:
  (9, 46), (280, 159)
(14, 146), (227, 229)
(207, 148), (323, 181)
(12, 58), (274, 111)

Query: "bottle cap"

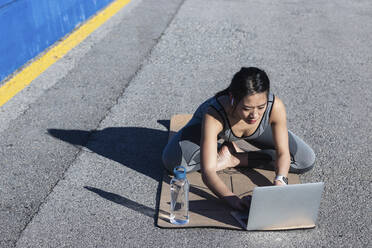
(173, 166), (186, 179)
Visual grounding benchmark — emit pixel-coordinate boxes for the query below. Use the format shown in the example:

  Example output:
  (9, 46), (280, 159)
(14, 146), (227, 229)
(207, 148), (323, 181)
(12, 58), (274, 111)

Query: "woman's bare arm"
(200, 109), (247, 210)
(270, 97), (291, 184)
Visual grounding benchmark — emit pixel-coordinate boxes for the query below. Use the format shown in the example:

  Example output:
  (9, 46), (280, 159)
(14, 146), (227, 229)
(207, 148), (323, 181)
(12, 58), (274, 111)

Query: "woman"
(162, 67), (315, 211)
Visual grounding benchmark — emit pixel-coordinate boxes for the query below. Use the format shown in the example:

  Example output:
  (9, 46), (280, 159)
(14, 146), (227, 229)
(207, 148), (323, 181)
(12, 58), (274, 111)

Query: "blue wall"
(0, 0), (114, 82)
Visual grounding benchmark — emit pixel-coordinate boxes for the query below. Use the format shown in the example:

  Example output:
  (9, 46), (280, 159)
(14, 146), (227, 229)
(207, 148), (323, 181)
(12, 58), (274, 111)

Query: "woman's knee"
(162, 142), (181, 173)
(162, 140), (201, 174)
(290, 147), (316, 174)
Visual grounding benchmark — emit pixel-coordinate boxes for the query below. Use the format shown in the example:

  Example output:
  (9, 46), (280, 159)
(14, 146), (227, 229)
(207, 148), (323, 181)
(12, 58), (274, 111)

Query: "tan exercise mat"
(157, 114), (300, 229)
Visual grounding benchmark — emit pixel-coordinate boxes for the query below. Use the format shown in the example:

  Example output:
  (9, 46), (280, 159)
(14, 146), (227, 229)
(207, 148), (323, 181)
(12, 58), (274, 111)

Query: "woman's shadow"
(47, 120), (171, 224)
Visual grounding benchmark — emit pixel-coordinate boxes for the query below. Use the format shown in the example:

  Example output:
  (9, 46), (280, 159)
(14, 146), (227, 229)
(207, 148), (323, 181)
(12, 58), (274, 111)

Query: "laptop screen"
(246, 182), (324, 230)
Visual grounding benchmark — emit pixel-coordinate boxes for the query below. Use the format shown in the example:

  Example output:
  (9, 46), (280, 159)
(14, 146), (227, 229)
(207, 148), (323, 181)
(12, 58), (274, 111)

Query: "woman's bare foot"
(230, 141), (244, 153)
(216, 143), (240, 171)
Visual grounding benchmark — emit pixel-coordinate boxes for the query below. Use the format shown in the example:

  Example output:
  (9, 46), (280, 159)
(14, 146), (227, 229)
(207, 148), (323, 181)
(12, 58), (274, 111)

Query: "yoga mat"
(157, 114), (300, 229)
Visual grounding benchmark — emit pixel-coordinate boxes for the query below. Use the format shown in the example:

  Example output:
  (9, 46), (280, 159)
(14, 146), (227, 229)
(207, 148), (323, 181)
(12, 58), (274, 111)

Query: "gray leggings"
(162, 118), (316, 174)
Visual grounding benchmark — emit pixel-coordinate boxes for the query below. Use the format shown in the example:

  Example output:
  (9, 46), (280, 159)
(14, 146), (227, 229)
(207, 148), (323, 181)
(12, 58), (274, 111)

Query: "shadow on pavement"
(84, 186), (155, 218)
(48, 120), (170, 181)
(47, 120), (171, 225)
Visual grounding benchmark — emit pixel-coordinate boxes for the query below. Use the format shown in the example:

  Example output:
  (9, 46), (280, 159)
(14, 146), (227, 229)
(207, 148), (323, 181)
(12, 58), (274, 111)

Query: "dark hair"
(215, 67), (270, 111)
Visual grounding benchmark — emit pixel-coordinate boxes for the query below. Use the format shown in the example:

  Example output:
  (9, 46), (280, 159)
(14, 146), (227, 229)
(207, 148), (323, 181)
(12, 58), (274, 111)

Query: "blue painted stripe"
(0, 0), (114, 82)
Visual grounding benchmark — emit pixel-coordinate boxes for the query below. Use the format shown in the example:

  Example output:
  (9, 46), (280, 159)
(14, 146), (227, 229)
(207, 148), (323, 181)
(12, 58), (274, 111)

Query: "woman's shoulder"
(202, 95), (226, 132)
(205, 105), (224, 123)
(272, 95), (285, 110)
(269, 95), (286, 124)
(203, 107), (225, 135)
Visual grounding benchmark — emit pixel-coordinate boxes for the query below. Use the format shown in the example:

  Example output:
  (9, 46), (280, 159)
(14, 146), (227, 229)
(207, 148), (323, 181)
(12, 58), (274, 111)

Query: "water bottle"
(170, 166), (189, 225)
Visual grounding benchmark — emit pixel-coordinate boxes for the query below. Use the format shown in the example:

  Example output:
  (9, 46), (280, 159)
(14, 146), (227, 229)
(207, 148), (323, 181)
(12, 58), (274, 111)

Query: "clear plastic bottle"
(170, 166), (189, 225)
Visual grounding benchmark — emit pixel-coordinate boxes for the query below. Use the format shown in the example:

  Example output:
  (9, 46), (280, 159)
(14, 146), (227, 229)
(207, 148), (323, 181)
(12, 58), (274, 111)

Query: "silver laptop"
(231, 182), (324, 230)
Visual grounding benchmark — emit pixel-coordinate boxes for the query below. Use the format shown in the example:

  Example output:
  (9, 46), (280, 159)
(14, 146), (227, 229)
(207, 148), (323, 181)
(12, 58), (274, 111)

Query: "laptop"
(231, 182), (324, 230)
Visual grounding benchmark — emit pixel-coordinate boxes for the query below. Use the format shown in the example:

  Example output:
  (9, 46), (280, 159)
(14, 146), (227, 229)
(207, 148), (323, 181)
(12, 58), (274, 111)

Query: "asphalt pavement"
(0, 0), (371, 247)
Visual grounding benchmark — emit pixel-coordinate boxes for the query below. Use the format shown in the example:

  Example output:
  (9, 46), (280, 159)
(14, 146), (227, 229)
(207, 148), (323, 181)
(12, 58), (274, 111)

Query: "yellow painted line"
(0, 0), (131, 107)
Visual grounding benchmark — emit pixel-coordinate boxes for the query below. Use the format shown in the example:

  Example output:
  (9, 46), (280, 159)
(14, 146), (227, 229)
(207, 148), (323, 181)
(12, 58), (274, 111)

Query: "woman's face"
(233, 92), (268, 124)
